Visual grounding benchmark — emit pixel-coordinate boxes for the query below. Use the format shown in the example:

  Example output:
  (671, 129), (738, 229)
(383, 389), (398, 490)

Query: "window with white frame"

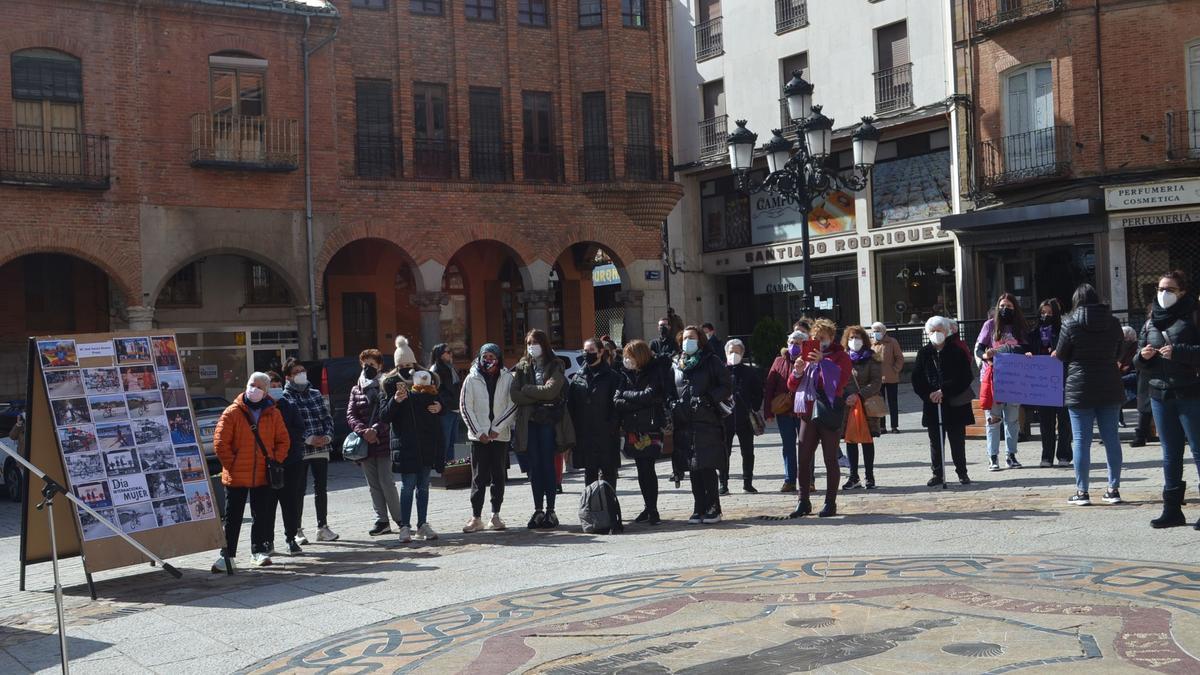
(1004, 63), (1055, 172)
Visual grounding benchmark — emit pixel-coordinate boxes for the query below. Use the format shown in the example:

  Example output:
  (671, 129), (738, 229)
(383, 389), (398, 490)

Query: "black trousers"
(927, 424), (968, 478)
(882, 383), (900, 429)
(1037, 406), (1072, 464)
(847, 443), (875, 480)
(277, 461), (306, 542)
(1135, 411), (1155, 441)
(470, 441), (507, 518)
(584, 452), (619, 489)
(669, 434), (687, 479)
(720, 423), (755, 485)
(634, 456), (658, 513)
(221, 485), (275, 557)
(301, 458), (330, 527)
(690, 467), (719, 515)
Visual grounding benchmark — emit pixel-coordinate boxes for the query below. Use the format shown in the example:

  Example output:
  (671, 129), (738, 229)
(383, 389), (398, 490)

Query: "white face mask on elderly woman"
(928, 331), (947, 346)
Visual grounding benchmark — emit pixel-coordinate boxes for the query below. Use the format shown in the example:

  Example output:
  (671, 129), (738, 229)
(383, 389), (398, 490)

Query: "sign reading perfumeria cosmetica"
(1105, 178), (1200, 211)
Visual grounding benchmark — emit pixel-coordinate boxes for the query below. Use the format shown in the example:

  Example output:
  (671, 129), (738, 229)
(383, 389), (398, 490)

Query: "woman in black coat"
(912, 316), (974, 487)
(567, 338), (623, 489)
(672, 326), (732, 525)
(1027, 299), (1071, 467)
(430, 343), (462, 463)
(380, 369), (445, 542)
(614, 339), (671, 524)
(721, 339), (763, 494)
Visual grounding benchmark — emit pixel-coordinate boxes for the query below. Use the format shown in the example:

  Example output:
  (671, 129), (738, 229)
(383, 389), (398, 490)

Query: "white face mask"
(245, 386), (265, 403)
(292, 372), (308, 387)
(727, 352), (743, 366)
(623, 357), (637, 371)
(1159, 290), (1179, 309)
(795, 331), (809, 342)
(929, 331), (947, 346)
(848, 338), (864, 352)
(527, 344), (543, 359)
(682, 338), (699, 355)
(872, 332), (883, 341)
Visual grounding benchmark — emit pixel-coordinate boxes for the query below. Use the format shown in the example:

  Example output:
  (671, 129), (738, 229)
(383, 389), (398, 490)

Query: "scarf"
(793, 359), (840, 415)
(849, 347), (873, 364)
(1152, 293), (1196, 331)
(678, 352), (703, 372)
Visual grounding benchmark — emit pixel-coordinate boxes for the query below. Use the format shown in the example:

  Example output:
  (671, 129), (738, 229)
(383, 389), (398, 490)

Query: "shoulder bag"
(239, 407), (286, 490)
(851, 369), (889, 418)
(341, 389), (378, 461)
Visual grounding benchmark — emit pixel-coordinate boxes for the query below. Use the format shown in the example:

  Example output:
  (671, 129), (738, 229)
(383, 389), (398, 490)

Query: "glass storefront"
(176, 329), (299, 401)
(876, 245), (957, 324)
(978, 242), (1095, 316)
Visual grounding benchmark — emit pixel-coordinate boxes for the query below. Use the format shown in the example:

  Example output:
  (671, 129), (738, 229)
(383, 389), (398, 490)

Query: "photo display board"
(24, 332), (222, 575)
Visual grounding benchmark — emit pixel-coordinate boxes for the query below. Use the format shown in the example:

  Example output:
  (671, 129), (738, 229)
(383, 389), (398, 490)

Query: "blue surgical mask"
(682, 338), (699, 355)
(268, 387), (284, 401)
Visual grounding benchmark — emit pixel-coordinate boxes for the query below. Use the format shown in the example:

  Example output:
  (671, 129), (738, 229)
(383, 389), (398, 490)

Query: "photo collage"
(38, 336), (217, 541)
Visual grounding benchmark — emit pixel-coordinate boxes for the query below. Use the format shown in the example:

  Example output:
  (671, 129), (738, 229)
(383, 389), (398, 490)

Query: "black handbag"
(240, 407), (286, 490)
(812, 395), (847, 431)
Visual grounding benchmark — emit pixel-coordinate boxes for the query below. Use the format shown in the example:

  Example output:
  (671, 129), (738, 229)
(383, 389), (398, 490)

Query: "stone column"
(518, 290), (554, 335)
(127, 306), (155, 331)
(294, 305), (319, 359)
(412, 292), (449, 357)
(614, 290), (645, 343)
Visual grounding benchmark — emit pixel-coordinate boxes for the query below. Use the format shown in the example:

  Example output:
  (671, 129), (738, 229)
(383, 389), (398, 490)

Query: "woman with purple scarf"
(786, 319), (852, 518)
(841, 325), (883, 490)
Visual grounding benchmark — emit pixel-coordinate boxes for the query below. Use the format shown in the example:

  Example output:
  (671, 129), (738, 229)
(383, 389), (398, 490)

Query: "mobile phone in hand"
(801, 339), (820, 360)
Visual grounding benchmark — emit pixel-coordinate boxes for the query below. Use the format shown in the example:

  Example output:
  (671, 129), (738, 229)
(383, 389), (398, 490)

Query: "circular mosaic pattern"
(248, 556), (1200, 674)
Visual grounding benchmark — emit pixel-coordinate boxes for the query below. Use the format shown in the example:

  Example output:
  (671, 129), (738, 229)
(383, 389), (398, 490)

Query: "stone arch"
(149, 247), (305, 308)
(201, 34), (270, 60)
(0, 31), (87, 59)
(0, 236), (139, 305)
(542, 226), (639, 285)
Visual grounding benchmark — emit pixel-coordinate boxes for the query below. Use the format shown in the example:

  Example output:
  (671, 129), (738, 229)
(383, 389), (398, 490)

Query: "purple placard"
(993, 353), (1064, 407)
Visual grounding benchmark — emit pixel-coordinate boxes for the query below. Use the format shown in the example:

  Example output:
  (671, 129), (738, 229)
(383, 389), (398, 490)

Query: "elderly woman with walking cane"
(912, 317), (975, 487)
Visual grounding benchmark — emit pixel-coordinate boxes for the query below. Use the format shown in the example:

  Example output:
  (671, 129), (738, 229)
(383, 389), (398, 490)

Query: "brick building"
(0, 0), (682, 399)
(944, 0), (1200, 323)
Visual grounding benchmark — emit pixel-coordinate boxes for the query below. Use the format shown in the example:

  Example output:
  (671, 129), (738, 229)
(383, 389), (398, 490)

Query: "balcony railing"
(190, 113), (299, 171)
(873, 63), (913, 114)
(979, 125), (1073, 188)
(579, 145), (613, 181)
(1166, 110), (1200, 161)
(624, 144), (662, 180)
(975, 0), (1064, 34)
(695, 17), (723, 61)
(0, 128), (110, 188)
(354, 133), (400, 179)
(779, 98), (799, 138)
(413, 138), (460, 179)
(470, 140), (513, 182)
(775, 0), (808, 34)
(698, 114), (729, 161)
(523, 146), (565, 183)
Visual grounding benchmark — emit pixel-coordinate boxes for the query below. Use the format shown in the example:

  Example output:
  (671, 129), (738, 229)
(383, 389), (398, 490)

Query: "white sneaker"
(295, 528), (309, 545)
(417, 523), (439, 540)
(397, 526), (413, 543)
(489, 513), (507, 531)
(211, 556), (236, 574)
(316, 525), (340, 542)
(252, 552), (273, 567)
(463, 516), (485, 533)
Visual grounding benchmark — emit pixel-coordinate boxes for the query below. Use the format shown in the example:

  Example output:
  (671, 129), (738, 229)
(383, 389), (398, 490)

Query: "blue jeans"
(1068, 405), (1123, 494)
(986, 402), (1021, 458)
(777, 415), (799, 483)
(399, 468), (431, 528)
(1150, 396), (1200, 491)
(526, 421), (557, 511)
(440, 413), (459, 462)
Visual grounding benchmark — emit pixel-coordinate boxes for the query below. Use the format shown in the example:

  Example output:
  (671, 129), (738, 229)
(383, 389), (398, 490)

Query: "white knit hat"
(394, 336), (417, 367)
(413, 370), (432, 387)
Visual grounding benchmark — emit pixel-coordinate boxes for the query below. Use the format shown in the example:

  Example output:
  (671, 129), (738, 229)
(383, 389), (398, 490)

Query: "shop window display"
(877, 246), (956, 325)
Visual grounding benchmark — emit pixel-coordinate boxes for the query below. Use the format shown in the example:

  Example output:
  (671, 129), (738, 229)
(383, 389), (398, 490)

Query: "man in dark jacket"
(650, 318), (679, 360)
(268, 371), (306, 555)
(567, 339), (623, 488)
(431, 343), (462, 463)
(702, 323), (725, 361)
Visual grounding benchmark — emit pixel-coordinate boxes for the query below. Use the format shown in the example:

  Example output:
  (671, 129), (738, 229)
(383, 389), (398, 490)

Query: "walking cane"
(937, 399), (947, 490)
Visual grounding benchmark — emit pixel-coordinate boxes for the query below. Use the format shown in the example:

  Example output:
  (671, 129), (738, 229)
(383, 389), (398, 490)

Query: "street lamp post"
(728, 71), (880, 315)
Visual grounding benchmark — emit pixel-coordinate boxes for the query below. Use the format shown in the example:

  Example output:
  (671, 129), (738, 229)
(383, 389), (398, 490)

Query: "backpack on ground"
(579, 480), (623, 534)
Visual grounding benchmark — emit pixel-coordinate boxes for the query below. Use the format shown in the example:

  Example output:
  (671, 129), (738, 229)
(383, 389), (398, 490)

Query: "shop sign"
(591, 263), (621, 287)
(1105, 178), (1200, 211)
(752, 264), (805, 295)
(751, 190), (855, 244)
(1113, 207), (1200, 229)
(710, 224), (949, 272)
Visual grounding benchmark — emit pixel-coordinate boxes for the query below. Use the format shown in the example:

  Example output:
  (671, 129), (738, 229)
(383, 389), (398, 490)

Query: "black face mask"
(586, 351), (601, 365)
(998, 308), (1014, 321)
(362, 365), (379, 380)
(1040, 314), (1056, 325)
(659, 325), (670, 339)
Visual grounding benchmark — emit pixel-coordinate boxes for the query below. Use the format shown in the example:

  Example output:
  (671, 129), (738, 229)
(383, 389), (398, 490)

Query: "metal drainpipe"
(302, 16), (338, 359)
(1094, 0), (1106, 172)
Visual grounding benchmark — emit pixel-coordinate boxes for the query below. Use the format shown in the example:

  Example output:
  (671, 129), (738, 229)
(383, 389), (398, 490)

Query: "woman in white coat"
(460, 343), (517, 533)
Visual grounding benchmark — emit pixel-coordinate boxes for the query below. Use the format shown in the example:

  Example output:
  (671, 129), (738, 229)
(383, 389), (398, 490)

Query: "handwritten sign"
(993, 353), (1064, 407)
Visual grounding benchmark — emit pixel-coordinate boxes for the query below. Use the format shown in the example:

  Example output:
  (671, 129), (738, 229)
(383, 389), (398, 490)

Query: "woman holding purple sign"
(975, 294), (1029, 472)
(1028, 299), (1072, 468)
(1055, 284), (1124, 507)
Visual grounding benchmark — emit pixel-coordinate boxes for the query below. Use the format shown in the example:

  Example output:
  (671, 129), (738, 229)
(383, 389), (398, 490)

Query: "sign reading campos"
(1104, 178), (1200, 211)
(752, 263), (805, 295)
(751, 190), (855, 244)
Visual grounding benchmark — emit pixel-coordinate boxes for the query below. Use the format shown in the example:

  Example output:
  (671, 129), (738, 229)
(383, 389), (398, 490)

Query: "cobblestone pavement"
(0, 392), (1196, 673)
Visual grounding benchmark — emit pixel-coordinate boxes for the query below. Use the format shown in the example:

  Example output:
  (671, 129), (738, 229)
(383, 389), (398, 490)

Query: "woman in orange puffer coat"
(212, 372), (290, 572)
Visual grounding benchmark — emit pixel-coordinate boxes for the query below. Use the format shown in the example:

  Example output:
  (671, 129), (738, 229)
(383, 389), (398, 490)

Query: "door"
(1005, 65), (1054, 172)
(342, 292), (378, 358)
(413, 83), (450, 177)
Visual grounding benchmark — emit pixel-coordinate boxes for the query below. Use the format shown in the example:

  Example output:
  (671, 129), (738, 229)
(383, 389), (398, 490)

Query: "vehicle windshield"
(193, 397), (230, 414)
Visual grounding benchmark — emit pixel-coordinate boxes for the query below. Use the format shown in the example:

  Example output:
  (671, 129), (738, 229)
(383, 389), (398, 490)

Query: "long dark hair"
(1071, 284), (1101, 311)
(993, 292), (1026, 339)
(524, 329), (553, 361)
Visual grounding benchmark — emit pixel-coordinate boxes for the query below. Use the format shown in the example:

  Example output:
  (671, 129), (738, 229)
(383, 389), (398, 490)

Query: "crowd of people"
(207, 270), (1200, 571)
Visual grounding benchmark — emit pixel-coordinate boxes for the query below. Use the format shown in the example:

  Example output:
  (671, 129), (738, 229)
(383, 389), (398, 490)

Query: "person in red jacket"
(212, 372), (290, 572)
(787, 318), (852, 519)
(764, 330), (809, 493)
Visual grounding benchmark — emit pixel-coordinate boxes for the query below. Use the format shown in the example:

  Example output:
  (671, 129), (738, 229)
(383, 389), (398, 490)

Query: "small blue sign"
(644, 270), (662, 281)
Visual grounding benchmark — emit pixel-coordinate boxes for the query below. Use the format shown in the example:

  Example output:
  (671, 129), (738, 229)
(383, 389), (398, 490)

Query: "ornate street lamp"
(729, 72), (881, 314)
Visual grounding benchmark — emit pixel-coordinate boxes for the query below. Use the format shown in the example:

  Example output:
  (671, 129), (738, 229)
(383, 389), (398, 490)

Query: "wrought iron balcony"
(975, 0), (1064, 34)
(470, 140), (513, 182)
(775, 0), (808, 34)
(695, 17), (723, 62)
(354, 133), (401, 179)
(1166, 110), (1200, 161)
(190, 113), (299, 171)
(579, 145), (614, 182)
(698, 114), (729, 161)
(980, 125), (1073, 189)
(624, 144), (662, 180)
(522, 146), (565, 183)
(413, 138), (460, 179)
(873, 63), (913, 114)
(0, 128), (110, 189)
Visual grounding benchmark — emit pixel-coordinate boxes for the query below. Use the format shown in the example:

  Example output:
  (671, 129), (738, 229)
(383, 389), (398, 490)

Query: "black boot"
(818, 501), (837, 518)
(1151, 484), (1188, 529)
(789, 498), (812, 518)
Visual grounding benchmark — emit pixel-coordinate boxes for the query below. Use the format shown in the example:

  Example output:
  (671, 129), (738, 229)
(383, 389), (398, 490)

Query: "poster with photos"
(40, 333), (218, 542)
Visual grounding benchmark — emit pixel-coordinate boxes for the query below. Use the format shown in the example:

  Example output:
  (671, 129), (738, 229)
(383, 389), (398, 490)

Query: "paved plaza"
(1, 393), (1197, 673)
